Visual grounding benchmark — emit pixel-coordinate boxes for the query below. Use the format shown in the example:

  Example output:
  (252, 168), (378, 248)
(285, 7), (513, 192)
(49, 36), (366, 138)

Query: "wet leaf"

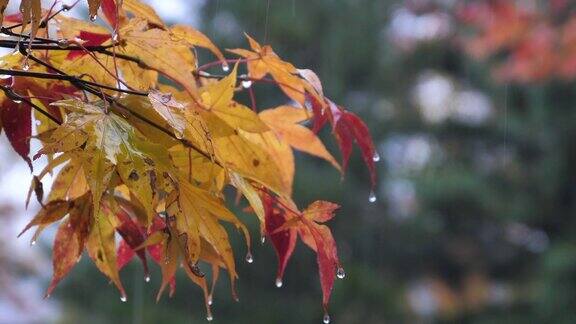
(259, 106), (340, 171)
(46, 194), (92, 296)
(263, 194), (297, 284)
(86, 199), (127, 299)
(1, 94), (32, 169)
(0, 1), (376, 316)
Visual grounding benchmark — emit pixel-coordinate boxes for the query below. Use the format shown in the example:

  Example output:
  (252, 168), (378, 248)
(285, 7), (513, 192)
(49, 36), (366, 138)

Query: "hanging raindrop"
(62, 4), (71, 12)
(22, 62), (29, 71)
(120, 295), (127, 302)
(144, 275), (151, 283)
(13, 43), (23, 55)
(207, 295), (213, 306)
(13, 99), (22, 104)
(245, 252), (254, 264)
(261, 236), (266, 244)
(241, 80), (252, 88)
(57, 39), (69, 49)
(323, 313), (331, 324)
(373, 151), (380, 162)
(336, 267), (346, 279)
(206, 314), (213, 322)
(222, 63), (230, 72)
(275, 278), (283, 288)
(368, 191), (377, 203)
(90, 15), (97, 22)
(31, 240), (36, 246)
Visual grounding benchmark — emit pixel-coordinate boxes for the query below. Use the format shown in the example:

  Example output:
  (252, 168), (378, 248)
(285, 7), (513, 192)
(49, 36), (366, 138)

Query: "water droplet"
(323, 313), (331, 324)
(144, 275), (151, 283)
(336, 267), (346, 279)
(261, 236), (266, 244)
(120, 295), (127, 302)
(0, 74), (12, 80)
(57, 39), (69, 49)
(112, 32), (119, 42)
(12, 46), (21, 55)
(245, 252), (254, 264)
(13, 99), (22, 104)
(35, 120), (41, 126)
(373, 151), (380, 162)
(22, 62), (29, 71)
(206, 314), (213, 322)
(222, 63), (230, 72)
(368, 191), (377, 203)
(62, 4), (71, 12)
(31, 240), (36, 246)
(241, 80), (252, 89)
(90, 15), (97, 22)
(207, 295), (213, 306)
(275, 278), (283, 288)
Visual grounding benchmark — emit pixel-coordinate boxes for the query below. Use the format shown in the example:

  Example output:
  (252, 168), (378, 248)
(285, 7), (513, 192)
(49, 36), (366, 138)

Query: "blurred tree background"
(3, 0), (576, 323)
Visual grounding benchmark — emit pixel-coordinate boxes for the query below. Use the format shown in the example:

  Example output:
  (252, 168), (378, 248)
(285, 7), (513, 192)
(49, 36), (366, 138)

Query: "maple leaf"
(102, 0), (162, 28)
(148, 88), (291, 196)
(18, 199), (71, 240)
(87, 197), (127, 300)
(46, 193), (92, 296)
(329, 102), (377, 189)
(310, 97), (377, 189)
(19, 0), (41, 45)
(259, 105), (340, 171)
(0, 1), (8, 24)
(264, 194), (297, 286)
(1, 93), (32, 169)
(67, 31), (112, 60)
(87, 0), (102, 20)
(199, 63), (268, 133)
(119, 19), (199, 94)
(114, 204), (149, 277)
(299, 201), (341, 312)
(263, 194), (342, 312)
(0, 1), (377, 320)
(229, 34), (310, 105)
(47, 99), (173, 220)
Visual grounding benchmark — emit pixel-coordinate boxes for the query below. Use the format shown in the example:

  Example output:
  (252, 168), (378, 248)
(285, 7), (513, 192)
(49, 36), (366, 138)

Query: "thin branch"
(248, 86), (257, 112)
(197, 58), (251, 71)
(0, 14), (220, 165)
(0, 84), (61, 124)
(0, 68), (147, 96)
(16, 45), (220, 165)
(195, 71), (308, 98)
